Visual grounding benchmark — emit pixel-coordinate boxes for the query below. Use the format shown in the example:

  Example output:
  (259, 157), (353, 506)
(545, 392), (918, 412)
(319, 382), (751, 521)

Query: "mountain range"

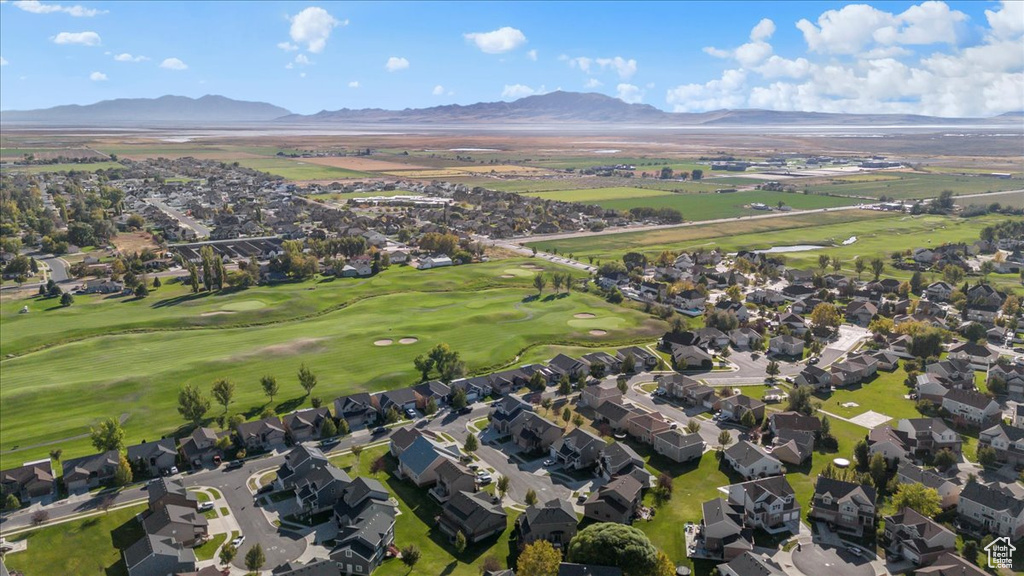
(2, 92), (1020, 127)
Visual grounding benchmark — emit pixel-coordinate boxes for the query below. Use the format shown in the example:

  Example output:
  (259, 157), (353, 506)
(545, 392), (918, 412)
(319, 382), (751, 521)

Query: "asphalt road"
(792, 541), (874, 576)
(39, 254), (70, 282)
(145, 197), (212, 238)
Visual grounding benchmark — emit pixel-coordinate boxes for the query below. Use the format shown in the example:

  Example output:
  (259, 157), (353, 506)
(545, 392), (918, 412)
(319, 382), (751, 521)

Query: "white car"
(846, 545), (862, 556)
(197, 502), (214, 512)
(231, 535), (245, 548)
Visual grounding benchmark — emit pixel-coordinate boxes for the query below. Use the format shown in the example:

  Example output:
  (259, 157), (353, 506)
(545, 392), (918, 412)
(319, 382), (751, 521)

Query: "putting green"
(501, 268), (535, 277)
(220, 300), (268, 312)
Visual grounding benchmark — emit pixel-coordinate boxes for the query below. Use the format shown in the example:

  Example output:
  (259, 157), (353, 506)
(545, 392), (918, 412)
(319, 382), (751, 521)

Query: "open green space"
(527, 210), (895, 262)
(234, 157), (368, 180)
(0, 161), (124, 174)
(4, 504), (146, 576)
(819, 367), (919, 422)
(522, 187), (672, 203)
(0, 261), (666, 467)
(194, 532), (227, 560)
(799, 172), (1023, 200)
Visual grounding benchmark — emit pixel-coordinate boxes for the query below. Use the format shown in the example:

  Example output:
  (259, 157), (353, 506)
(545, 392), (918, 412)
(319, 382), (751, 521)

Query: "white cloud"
(289, 6), (343, 54)
(595, 57), (637, 79)
(12, 1), (106, 17)
(750, 18), (776, 42)
(526, 49), (538, 61)
(584, 78), (603, 89)
(113, 53), (148, 62)
(0, 57), (7, 66)
(796, 1), (968, 54)
(666, 69), (748, 112)
(432, 85), (445, 96)
(756, 55), (812, 79)
(300, 72), (306, 78)
(89, 71), (106, 81)
(52, 31), (100, 45)
(616, 83), (644, 104)
(385, 56), (409, 72)
(502, 84), (545, 99)
(277, 41), (298, 51)
(159, 57), (188, 70)
(348, 80), (360, 88)
(985, 0), (1024, 40)
(294, 54), (311, 66)
(463, 26), (527, 54)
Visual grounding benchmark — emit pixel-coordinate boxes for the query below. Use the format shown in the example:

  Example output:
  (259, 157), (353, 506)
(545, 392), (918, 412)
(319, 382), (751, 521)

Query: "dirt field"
(111, 231), (161, 254)
(299, 156), (431, 171)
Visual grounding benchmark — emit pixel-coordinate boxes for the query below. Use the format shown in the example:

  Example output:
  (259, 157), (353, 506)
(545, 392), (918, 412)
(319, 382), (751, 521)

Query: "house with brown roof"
(179, 427), (224, 468)
(698, 497), (753, 561)
(509, 412), (564, 453)
(438, 490), (507, 543)
(429, 459), (477, 503)
(62, 450), (120, 493)
(770, 430), (814, 466)
(715, 395), (766, 424)
(333, 392), (377, 429)
(127, 438), (178, 479)
(896, 462), (961, 509)
(235, 416), (286, 452)
(767, 412), (821, 436)
(581, 380), (622, 409)
(551, 428), (605, 471)
(0, 459), (55, 504)
(768, 335), (804, 357)
(941, 389), (1001, 428)
(883, 507), (956, 566)
(724, 441), (783, 480)
(625, 410), (671, 444)
(516, 499), (578, 548)
(283, 407), (332, 443)
(808, 477), (877, 536)
(653, 430), (704, 463)
(592, 397), (637, 431)
(584, 474), (643, 524)
(979, 422), (1024, 467)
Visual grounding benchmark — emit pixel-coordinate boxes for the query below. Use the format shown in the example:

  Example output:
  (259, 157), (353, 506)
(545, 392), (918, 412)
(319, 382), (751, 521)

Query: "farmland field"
(798, 171), (1023, 199)
(234, 157), (369, 180)
(0, 259), (666, 468)
(0, 161), (124, 173)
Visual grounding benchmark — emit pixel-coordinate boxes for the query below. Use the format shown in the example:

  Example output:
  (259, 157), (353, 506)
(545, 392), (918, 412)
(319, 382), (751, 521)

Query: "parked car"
(405, 408), (417, 419)
(225, 460), (243, 470)
(846, 545), (861, 557)
(543, 459), (556, 466)
(807, 356), (820, 365)
(198, 502), (214, 512)
(372, 427), (387, 435)
(231, 535), (245, 547)
(458, 406), (473, 415)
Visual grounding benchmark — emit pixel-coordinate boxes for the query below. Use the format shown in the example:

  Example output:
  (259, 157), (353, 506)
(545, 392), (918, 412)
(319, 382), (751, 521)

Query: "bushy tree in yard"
(400, 544), (421, 568)
(424, 397), (438, 415)
(297, 364), (317, 396)
(134, 283), (149, 298)
(855, 440), (870, 469)
(90, 417), (126, 452)
(740, 410), (756, 428)
(245, 543), (265, 572)
(455, 530), (467, 553)
(717, 430), (732, 452)
(890, 482), (941, 517)
(451, 387), (468, 410)
(566, 523), (659, 576)
(961, 540), (978, 564)
(933, 448), (956, 470)
(60, 292), (74, 307)
(525, 488), (538, 506)
(869, 452), (889, 489)
(464, 434), (478, 453)
(517, 540), (561, 576)
(496, 475), (510, 501)
(977, 445), (997, 468)
(177, 384), (210, 425)
(114, 453), (133, 486)
(211, 378), (235, 414)
(320, 417), (337, 439)
(685, 420), (701, 434)
(4, 493), (20, 511)
(219, 544), (236, 566)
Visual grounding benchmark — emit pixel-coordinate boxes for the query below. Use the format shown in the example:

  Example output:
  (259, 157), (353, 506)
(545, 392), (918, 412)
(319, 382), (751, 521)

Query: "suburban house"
(768, 412), (821, 436)
(389, 426), (429, 458)
(845, 301), (877, 326)
(509, 412), (564, 454)
(793, 365), (831, 390)
(896, 462), (961, 509)
(179, 427), (223, 468)
(0, 459), (55, 504)
(126, 438), (178, 478)
(768, 335), (804, 357)
(913, 552), (989, 576)
(395, 435), (457, 488)
(725, 476), (801, 533)
(926, 282), (954, 302)
(869, 418), (962, 461)
(947, 341), (996, 370)
(979, 422), (1024, 467)
(123, 534), (197, 576)
(276, 445), (330, 489)
(332, 477), (393, 527)
(147, 478), (198, 512)
(235, 416), (287, 452)
(657, 373), (699, 399)
(333, 393), (377, 429)
(581, 380), (623, 409)
(653, 430), (705, 463)
(923, 359), (973, 389)
(549, 354), (591, 381)
(141, 503), (209, 547)
(329, 500), (397, 576)
(715, 394), (766, 424)
(584, 474), (643, 524)
(625, 410), (671, 444)
(717, 552), (786, 576)
(282, 407), (332, 443)
(729, 328), (763, 350)
(593, 398), (639, 431)
(830, 354), (878, 387)
(699, 497), (753, 561)
(429, 459), (477, 503)
(551, 428), (605, 471)
(516, 498), (578, 548)
(956, 481), (1024, 539)
(489, 395), (533, 435)
(62, 450), (120, 493)
(778, 312), (808, 335)
(941, 389), (1001, 428)
(771, 430), (815, 466)
(598, 442), (650, 485)
(882, 507), (956, 566)
(290, 462), (352, 517)
(723, 441), (783, 480)
(989, 363), (1024, 400)
(438, 490), (508, 543)
(671, 344), (713, 370)
(373, 387), (419, 416)
(808, 477), (877, 536)
(616, 346), (659, 371)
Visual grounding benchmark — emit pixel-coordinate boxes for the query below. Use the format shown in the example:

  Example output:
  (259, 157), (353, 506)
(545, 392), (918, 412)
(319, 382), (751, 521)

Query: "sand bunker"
(200, 311), (234, 317)
(520, 264), (544, 270)
(374, 339), (394, 346)
(574, 313), (596, 319)
(500, 274), (516, 278)
(589, 330), (608, 336)
(399, 337), (419, 345)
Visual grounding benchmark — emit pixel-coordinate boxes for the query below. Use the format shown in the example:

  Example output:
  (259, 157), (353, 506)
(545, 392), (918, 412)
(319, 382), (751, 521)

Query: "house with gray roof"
(768, 335), (804, 357)
(598, 442), (646, 482)
(956, 481), (1024, 539)
(396, 435), (456, 487)
(883, 507), (956, 566)
(490, 395), (533, 435)
(808, 476), (877, 536)
(283, 407), (332, 443)
(123, 534), (196, 576)
(593, 397), (636, 431)
(616, 346), (658, 371)
(373, 387), (419, 416)
(429, 459), (477, 503)
(126, 438), (177, 478)
(179, 427), (223, 468)
(941, 389), (1001, 428)
(699, 497), (753, 561)
(62, 450), (120, 493)
(979, 422), (1024, 467)
(235, 416), (286, 452)
(726, 476), (801, 533)
(770, 429), (814, 466)
(914, 552), (988, 576)
(715, 394), (766, 425)
(724, 441), (783, 480)
(147, 477), (197, 512)
(584, 474), (643, 524)
(718, 552), (785, 576)
(438, 490), (507, 543)
(516, 498), (578, 547)
(551, 428), (605, 471)
(333, 477), (393, 527)
(333, 392), (377, 429)
(329, 501), (397, 576)
(896, 462), (961, 509)
(141, 503), (209, 547)
(653, 429), (704, 463)
(581, 380), (622, 409)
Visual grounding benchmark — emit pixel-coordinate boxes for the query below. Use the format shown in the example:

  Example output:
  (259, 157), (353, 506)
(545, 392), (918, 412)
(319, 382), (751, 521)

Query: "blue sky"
(1, 1), (1021, 117)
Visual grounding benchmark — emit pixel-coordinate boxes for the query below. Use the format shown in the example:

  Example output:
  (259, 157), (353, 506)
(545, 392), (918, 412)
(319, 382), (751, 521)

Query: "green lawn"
(4, 504), (146, 576)
(818, 366), (919, 422)
(234, 157), (368, 180)
(0, 260), (666, 468)
(0, 161), (124, 174)
(195, 533), (227, 560)
(800, 172), (1023, 200)
(523, 188), (859, 221)
(330, 445), (520, 576)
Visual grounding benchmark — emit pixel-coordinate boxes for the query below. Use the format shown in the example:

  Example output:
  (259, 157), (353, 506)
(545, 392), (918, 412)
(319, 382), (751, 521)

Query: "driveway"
(791, 541), (874, 576)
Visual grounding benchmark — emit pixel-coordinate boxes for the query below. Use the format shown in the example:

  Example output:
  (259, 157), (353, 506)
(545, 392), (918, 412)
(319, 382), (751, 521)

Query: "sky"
(0, 0), (1022, 117)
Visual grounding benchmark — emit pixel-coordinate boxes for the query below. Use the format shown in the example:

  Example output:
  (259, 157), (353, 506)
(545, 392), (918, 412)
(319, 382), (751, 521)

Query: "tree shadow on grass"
(150, 291), (214, 309)
(275, 396), (306, 415)
(104, 515), (144, 576)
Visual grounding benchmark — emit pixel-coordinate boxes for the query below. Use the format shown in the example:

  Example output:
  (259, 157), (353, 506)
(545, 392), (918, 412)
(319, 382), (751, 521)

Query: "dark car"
(458, 406), (472, 415)
(372, 426), (388, 435)
(225, 460), (243, 470)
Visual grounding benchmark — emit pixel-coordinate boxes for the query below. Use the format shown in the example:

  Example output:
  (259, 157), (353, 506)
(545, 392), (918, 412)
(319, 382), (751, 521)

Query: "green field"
(527, 210), (895, 262)
(0, 260), (666, 467)
(4, 504), (146, 576)
(234, 157), (368, 180)
(799, 172), (1023, 200)
(0, 161), (124, 174)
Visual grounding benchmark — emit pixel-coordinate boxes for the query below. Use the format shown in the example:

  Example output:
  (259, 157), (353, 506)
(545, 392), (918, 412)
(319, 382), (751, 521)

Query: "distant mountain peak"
(1, 95), (291, 125)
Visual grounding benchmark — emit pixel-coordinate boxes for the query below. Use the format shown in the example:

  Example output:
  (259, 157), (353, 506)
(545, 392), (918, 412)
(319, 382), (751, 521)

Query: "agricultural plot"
(798, 172), (1023, 199)
(234, 157), (369, 180)
(0, 261), (665, 468)
(0, 161), (124, 174)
